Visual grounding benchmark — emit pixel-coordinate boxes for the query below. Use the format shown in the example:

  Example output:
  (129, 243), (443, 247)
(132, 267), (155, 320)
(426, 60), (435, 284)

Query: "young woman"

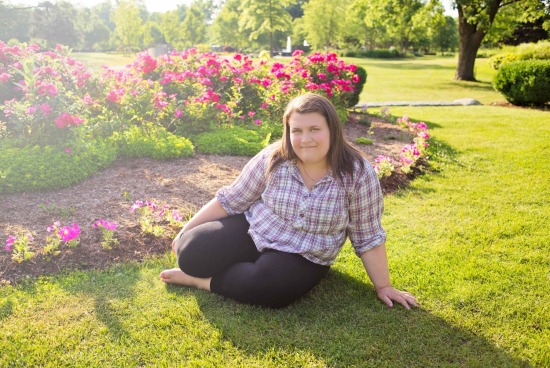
(160, 93), (418, 309)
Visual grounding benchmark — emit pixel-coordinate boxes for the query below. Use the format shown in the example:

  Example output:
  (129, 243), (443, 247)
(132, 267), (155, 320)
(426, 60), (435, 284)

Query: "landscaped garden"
(1, 44), (548, 367)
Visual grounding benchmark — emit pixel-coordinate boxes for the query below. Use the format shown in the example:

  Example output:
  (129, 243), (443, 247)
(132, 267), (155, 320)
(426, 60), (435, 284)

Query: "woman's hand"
(376, 286), (418, 309)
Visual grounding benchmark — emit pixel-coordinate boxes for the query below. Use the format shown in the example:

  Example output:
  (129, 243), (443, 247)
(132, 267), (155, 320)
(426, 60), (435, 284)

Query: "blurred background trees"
(0, 0), (548, 71)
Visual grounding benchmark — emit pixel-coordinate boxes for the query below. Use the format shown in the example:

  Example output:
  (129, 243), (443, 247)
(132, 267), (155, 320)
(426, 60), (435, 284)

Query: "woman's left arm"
(360, 243), (418, 309)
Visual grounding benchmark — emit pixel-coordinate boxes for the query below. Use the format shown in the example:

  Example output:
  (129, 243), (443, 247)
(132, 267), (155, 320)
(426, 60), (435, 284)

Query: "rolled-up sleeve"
(347, 162), (386, 256)
(216, 148), (269, 215)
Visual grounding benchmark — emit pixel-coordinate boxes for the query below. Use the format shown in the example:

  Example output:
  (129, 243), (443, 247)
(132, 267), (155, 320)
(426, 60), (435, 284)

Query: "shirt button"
(299, 213), (305, 218)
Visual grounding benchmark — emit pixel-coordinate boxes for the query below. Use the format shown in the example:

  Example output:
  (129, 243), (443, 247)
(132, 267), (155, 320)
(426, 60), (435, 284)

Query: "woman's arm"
(360, 243), (418, 309)
(183, 197), (228, 232)
(172, 198), (228, 253)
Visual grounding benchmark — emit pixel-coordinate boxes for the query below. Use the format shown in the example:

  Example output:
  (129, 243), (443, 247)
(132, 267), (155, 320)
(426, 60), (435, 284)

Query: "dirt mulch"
(0, 114), (418, 285)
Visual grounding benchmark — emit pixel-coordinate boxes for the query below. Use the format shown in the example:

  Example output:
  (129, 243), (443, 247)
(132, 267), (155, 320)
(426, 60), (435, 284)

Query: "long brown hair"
(267, 93), (365, 181)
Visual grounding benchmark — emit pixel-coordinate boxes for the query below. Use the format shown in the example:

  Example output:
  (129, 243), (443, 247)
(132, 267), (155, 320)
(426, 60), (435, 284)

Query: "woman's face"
(288, 112), (331, 166)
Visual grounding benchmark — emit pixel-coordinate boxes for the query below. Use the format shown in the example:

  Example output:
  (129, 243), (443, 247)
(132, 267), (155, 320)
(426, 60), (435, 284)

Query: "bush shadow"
(372, 62), (455, 71)
(189, 269), (529, 367)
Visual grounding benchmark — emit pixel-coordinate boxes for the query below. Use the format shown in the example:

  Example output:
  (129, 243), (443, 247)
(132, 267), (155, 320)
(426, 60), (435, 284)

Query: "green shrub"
(112, 124), (195, 160)
(346, 65), (368, 108)
(515, 40), (550, 61)
(489, 41), (550, 70)
(489, 53), (518, 70)
(0, 141), (117, 193)
(493, 60), (550, 106)
(361, 49), (402, 58)
(343, 49), (402, 59)
(193, 126), (271, 156)
(355, 137), (373, 145)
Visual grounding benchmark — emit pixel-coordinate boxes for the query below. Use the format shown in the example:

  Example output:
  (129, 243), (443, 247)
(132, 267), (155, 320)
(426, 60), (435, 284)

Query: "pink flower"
(5, 235), (15, 251)
(175, 109), (183, 118)
(82, 95), (94, 105)
(317, 73), (326, 80)
(136, 52), (157, 74)
(107, 88), (125, 103)
(93, 219), (117, 231)
(59, 224), (80, 242)
(130, 200), (144, 213)
(172, 210), (183, 222)
(0, 72), (11, 82)
(418, 131), (430, 140)
(248, 111), (256, 117)
(26, 105), (37, 115)
(55, 113), (84, 129)
(36, 81), (58, 96)
(64, 147), (71, 154)
(254, 119), (262, 125)
(40, 103), (52, 116)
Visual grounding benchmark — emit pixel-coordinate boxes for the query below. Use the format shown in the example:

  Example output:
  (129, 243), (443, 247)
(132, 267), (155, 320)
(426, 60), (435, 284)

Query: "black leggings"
(176, 214), (330, 308)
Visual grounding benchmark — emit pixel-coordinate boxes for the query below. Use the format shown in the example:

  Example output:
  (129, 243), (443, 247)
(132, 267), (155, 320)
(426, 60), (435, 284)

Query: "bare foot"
(160, 268), (211, 291)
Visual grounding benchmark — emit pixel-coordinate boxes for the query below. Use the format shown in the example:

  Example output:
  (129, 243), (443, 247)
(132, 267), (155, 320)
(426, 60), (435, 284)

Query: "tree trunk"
(455, 1), (502, 81)
(455, 19), (485, 81)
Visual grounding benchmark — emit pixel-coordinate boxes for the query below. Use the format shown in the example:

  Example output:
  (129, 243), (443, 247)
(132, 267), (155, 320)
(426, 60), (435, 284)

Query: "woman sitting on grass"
(161, 92), (418, 309)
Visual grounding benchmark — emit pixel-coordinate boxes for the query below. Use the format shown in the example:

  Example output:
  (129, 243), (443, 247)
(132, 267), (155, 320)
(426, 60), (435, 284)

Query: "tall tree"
(143, 21), (164, 48)
(111, 0), (145, 52)
(344, 0), (385, 49)
(351, 0), (427, 52)
(30, 1), (80, 48)
(180, 0), (213, 47)
(410, 0), (446, 51)
(302, 0), (350, 50)
(453, 0), (549, 81)
(0, 1), (32, 43)
(160, 10), (185, 50)
(433, 15), (459, 52)
(238, 0), (293, 55)
(211, 0), (250, 50)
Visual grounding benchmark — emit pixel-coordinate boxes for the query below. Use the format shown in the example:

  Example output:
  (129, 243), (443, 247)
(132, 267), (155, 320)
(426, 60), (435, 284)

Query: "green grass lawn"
(72, 52), (135, 67)
(350, 55), (504, 105)
(1, 56), (549, 367)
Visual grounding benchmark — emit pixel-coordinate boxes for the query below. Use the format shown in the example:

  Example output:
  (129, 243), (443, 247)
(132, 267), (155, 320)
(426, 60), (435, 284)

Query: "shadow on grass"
(370, 62), (455, 71)
(185, 269), (530, 367)
(444, 80), (495, 92)
(0, 297), (14, 323)
(55, 264), (143, 340)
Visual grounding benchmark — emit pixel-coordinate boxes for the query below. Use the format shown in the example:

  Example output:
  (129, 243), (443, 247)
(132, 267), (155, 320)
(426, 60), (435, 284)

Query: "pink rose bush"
(92, 49), (361, 137)
(0, 42), (95, 146)
(2, 41), (361, 152)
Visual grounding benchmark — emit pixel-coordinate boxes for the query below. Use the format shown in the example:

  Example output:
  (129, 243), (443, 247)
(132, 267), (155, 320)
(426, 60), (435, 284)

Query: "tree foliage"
(238, 0), (293, 54)
(111, 0), (145, 52)
(302, 0), (350, 50)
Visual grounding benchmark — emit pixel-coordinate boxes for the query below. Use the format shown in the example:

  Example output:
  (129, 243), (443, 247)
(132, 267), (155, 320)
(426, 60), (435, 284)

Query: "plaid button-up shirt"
(216, 146), (386, 266)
